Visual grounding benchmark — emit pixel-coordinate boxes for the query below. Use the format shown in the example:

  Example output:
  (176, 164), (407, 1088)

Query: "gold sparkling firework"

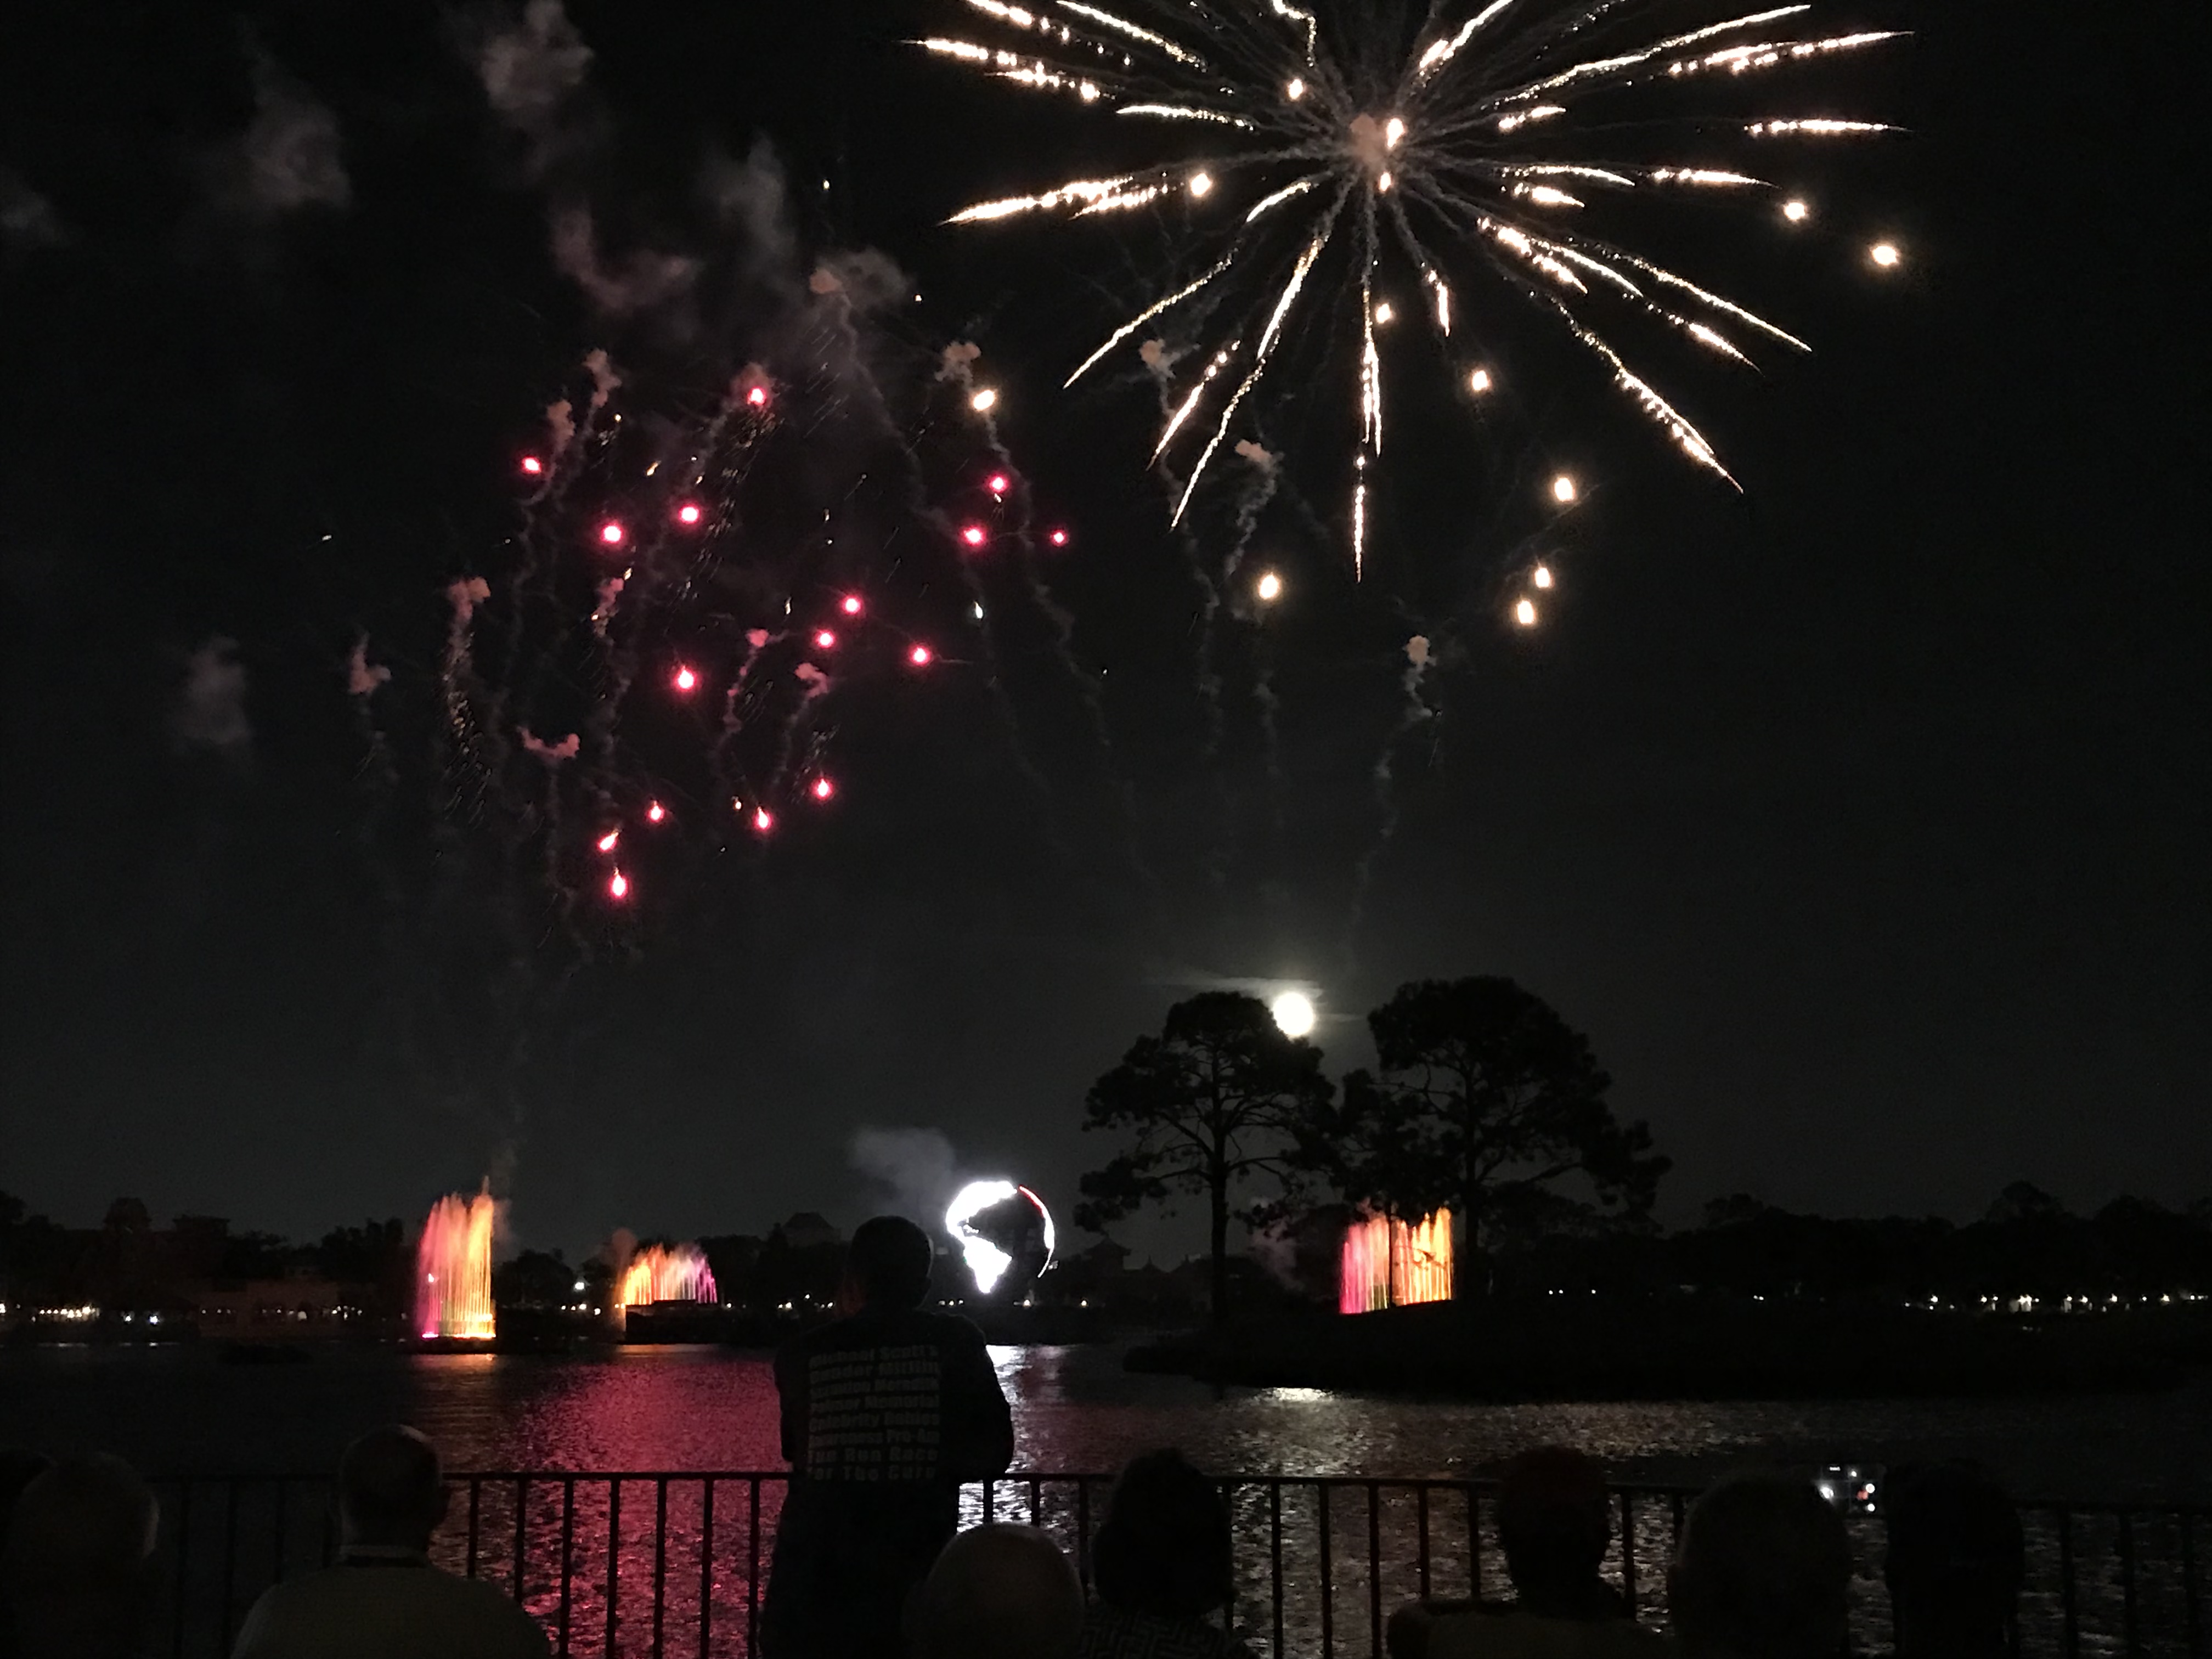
(929, 1), (1903, 577)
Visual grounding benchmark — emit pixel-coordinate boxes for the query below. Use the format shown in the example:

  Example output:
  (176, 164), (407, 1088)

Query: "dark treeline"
(8, 1183), (2210, 1329)
(1480, 1182), (2212, 1308)
(0, 1193), (415, 1318)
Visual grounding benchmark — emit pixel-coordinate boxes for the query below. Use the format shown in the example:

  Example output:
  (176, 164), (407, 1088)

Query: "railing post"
(2118, 1511), (2139, 1658)
(652, 1476), (669, 1659)
(698, 1477), (716, 1659)
(1077, 1478), (1094, 1594)
(514, 1477), (531, 1606)
(1417, 1483), (1432, 1601)
(1469, 1484), (1483, 1604)
(605, 1478), (623, 1657)
(2057, 1509), (2079, 1659)
(171, 1481), (192, 1659)
(1619, 1490), (1637, 1614)
(2181, 1512), (2200, 1659)
(747, 1477), (763, 1656)
(218, 1477), (242, 1655)
(1269, 1480), (1285, 1659)
(465, 1476), (481, 1580)
(1319, 1481), (1334, 1659)
(1368, 1482), (1384, 1659)
(559, 1476), (577, 1656)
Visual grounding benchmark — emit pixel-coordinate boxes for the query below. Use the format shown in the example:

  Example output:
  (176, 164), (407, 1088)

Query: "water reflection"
(4, 1342), (2204, 1502)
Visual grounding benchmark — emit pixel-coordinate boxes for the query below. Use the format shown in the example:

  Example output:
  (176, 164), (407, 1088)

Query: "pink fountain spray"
(613, 1243), (719, 1318)
(1339, 1209), (1455, 1314)
(416, 1186), (497, 1341)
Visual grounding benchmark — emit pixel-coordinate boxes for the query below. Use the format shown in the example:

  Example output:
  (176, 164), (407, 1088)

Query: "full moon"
(1271, 991), (1317, 1039)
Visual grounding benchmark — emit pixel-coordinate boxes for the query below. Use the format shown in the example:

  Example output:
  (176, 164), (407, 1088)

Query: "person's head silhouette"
(1884, 1463), (2022, 1659)
(846, 1215), (935, 1311)
(1496, 1446), (1617, 1614)
(337, 1425), (449, 1554)
(909, 1523), (1084, 1659)
(1669, 1474), (1852, 1659)
(1, 1455), (161, 1659)
(1093, 1449), (1234, 1620)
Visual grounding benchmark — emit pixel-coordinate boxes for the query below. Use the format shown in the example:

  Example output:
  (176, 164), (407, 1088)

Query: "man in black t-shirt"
(761, 1215), (1015, 1658)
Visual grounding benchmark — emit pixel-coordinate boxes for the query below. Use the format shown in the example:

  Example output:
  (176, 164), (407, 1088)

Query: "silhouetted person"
(1668, 1475), (1853, 1659)
(1390, 1447), (1663, 1659)
(761, 1215), (1015, 1657)
(0, 1454), (51, 1538)
(1, 1455), (160, 1659)
(0, 1452), (54, 1659)
(1884, 1464), (2023, 1659)
(230, 1425), (547, 1659)
(909, 1523), (1085, 1659)
(1081, 1449), (1253, 1659)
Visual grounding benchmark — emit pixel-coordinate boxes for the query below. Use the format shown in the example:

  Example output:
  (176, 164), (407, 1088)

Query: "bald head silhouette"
(909, 1524), (1085, 1659)
(338, 1426), (450, 1551)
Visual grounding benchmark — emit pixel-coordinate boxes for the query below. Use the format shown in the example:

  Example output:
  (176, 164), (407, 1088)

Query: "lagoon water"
(4, 1341), (2207, 1501)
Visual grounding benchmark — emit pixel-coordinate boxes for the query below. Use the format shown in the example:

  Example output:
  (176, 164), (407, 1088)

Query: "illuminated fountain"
(613, 1243), (719, 1314)
(416, 1186), (497, 1341)
(945, 1181), (1057, 1300)
(1340, 1209), (1453, 1314)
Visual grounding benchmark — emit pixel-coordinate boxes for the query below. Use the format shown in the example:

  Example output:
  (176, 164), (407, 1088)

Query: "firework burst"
(928, 1), (1904, 575)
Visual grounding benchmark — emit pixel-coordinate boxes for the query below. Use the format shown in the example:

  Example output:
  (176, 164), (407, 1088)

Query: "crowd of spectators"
(0, 1214), (2033, 1658)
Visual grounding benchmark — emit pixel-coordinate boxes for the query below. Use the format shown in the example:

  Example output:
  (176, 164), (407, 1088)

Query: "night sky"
(1, 1), (2203, 1260)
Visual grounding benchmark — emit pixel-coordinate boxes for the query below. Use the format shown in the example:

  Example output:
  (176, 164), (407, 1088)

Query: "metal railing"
(146, 1472), (2207, 1659)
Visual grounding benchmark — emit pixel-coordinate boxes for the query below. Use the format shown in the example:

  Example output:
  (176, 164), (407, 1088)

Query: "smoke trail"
(1344, 630), (1437, 967)
(936, 343), (1164, 910)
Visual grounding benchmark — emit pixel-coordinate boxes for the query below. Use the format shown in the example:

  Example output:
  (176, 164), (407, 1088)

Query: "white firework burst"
(926, 0), (1904, 575)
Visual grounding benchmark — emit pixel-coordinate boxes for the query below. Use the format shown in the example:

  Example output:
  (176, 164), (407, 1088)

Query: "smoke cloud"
(473, 0), (594, 160)
(519, 729), (580, 764)
(809, 249), (907, 314)
(0, 169), (66, 252)
(550, 207), (700, 315)
(849, 1127), (959, 1228)
(207, 57), (351, 219)
(703, 143), (798, 281)
(174, 637), (252, 758)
